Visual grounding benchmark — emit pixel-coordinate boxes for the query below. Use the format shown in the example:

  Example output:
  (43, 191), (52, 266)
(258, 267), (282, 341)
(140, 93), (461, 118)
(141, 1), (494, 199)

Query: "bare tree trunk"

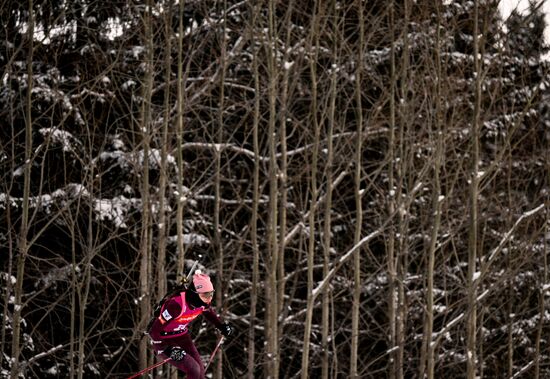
(278, 0), (294, 343)
(387, 3), (398, 378)
(138, 0), (154, 370)
(10, 2), (33, 375)
(266, 0), (280, 376)
(0, 73), (16, 372)
(173, 0), (192, 363)
(175, 0), (187, 283)
(213, 3), (228, 378)
(247, 12), (261, 375)
(467, 2), (481, 378)
(422, 4), (444, 377)
(78, 146), (97, 379)
(394, 3), (411, 377)
(302, 3), (322, 377)
(69, 208), (78, 378)
(351, 0), (364, 375)
(322, 3), (337, 374)
(506, 275), (514, 377)
(534, 159), (550, 379)
(171, 23), (199, 379)
(1, 195), (14, 373)
(506, 155), (514, 379)
(156, 0), (174, 303)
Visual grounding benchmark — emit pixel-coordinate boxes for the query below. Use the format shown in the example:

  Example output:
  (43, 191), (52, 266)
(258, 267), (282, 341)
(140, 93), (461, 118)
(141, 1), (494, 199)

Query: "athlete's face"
(198, 291), (214, 304)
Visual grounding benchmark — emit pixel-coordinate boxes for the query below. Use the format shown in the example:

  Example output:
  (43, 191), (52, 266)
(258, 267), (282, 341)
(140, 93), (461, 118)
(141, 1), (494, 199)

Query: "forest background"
(1, 0), (549, 378)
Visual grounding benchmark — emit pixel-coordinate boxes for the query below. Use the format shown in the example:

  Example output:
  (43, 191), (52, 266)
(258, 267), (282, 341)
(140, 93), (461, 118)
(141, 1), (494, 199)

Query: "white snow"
(121, 80), (136, 91)
(93, 196), (140, 229)
(45, 364), (59, 375)
(130, 46), (145, 58)
(1, 273), (17, 286)
(39, 128), (81, 153)
(167, 233), (210, 247)
(500, 0), (550, 60)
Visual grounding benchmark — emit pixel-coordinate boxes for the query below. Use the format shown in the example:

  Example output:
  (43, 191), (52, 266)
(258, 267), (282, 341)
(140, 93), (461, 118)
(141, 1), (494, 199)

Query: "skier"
(148, 272), (233, 379)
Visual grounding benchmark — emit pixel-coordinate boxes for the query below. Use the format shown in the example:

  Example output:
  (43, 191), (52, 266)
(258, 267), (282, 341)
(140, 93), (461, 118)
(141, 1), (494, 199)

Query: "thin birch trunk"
(351, 0), (364, 376)
(175, 0), (187, 283)
(506, 155), (514, 379)
(266, 0), (280, 376)
(1, 195), (14, 372)
(138, 0), (154, 370)
(78, 149), (97, 379)
(69, 211), (77, 378)
(278, 0), (294, 338)
(213, 3), (228, 378)
(330, 289), (338, 374)
(322, 5), (337, 373)
(0, 71), (16, 372)
(507, 274), (514, 377)
(535, 92), (550, 379)
(10, 2), (33, 375)
(387, 3), (398, 378)
(422, 3), (444, 377)
(467, 1), (481, 378)
(247, 9), (261, 375)
(423, 117), (443, 379)
(156, 0), (173, 302)
(301, 3), (321, 377)
(395, 3), (411, 377)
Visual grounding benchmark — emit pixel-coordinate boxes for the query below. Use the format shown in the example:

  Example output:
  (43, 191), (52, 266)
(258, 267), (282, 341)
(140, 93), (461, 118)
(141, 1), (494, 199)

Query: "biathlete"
(148, 272), (233, 379)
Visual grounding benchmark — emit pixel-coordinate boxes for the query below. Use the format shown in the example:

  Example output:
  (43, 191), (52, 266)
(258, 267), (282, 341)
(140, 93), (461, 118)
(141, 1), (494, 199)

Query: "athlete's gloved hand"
(165, 346), (186, 361)
(217, 322), (233, 337)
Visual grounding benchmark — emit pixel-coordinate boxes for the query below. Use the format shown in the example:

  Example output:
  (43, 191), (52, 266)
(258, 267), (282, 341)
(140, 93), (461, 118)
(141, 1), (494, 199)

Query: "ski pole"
(205, 335), (225, 371)
(126, 357), (171, 379)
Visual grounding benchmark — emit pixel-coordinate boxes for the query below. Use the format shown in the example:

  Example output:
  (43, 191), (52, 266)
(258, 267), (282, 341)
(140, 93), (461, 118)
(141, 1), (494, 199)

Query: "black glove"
(165, 346), (186, 361)
(217, 322), (233, 337)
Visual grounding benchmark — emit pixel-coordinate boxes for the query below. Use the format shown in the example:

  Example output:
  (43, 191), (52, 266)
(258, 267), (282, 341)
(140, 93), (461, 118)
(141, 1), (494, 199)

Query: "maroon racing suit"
(148, 289), (223, 379)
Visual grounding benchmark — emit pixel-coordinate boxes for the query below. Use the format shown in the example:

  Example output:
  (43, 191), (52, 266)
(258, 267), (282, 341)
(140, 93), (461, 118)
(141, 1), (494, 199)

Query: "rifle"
(145, 259), (200, 333)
